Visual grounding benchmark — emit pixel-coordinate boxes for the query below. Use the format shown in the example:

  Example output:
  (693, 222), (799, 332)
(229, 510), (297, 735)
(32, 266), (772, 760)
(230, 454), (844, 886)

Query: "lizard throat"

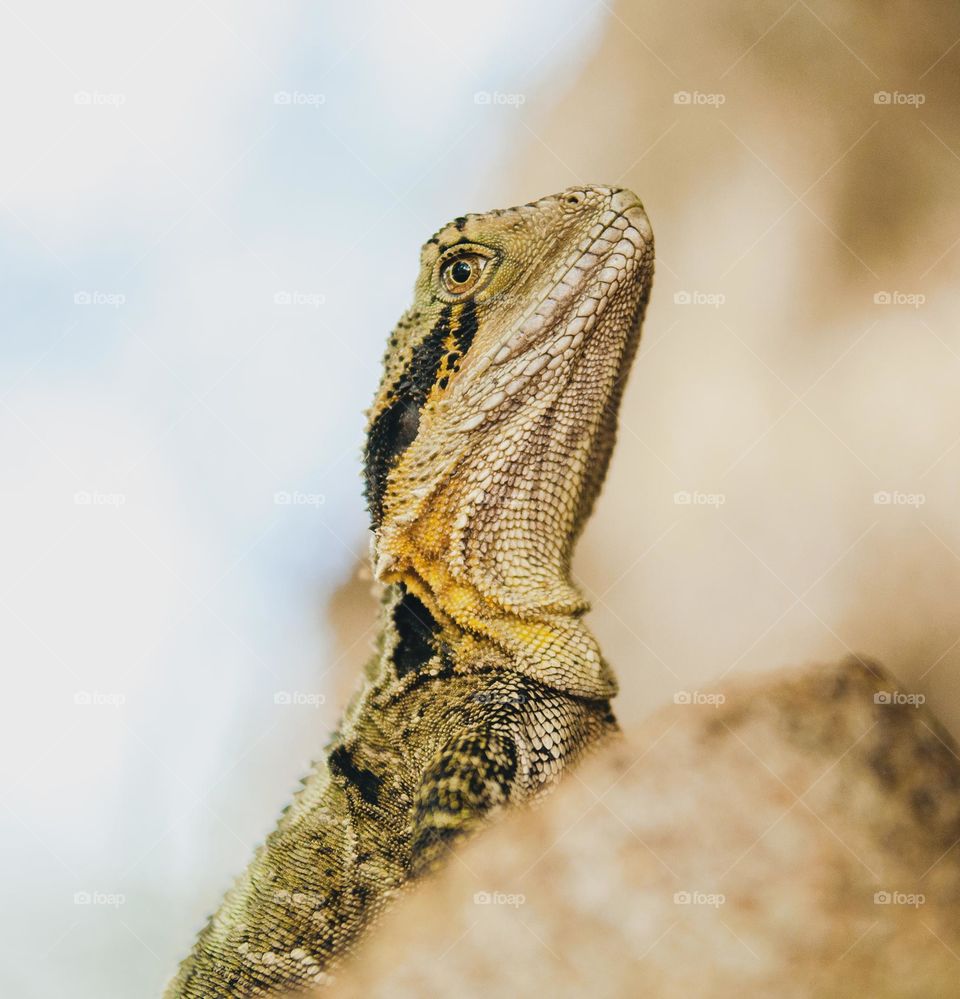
(377, 568), (616, 701)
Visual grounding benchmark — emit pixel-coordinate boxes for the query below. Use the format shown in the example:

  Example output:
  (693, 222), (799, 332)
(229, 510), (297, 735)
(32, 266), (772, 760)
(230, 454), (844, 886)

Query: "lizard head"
(363, 185), (653, 697)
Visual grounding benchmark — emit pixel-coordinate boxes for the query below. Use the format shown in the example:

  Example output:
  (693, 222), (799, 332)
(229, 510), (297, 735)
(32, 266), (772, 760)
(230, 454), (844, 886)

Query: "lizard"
(165, 184), (654, 997)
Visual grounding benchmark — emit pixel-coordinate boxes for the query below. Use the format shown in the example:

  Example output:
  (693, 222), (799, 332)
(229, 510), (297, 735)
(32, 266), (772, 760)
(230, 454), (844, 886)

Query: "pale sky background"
(0, 3), (608, 996)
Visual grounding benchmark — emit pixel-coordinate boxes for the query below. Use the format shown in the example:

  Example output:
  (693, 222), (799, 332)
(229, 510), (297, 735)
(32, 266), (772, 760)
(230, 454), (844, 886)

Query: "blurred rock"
(323, 657), (960, 998)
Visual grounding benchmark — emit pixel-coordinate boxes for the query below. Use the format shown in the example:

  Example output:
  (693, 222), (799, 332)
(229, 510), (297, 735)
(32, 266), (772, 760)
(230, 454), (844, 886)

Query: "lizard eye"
(450, 260), (473, 284)
(439, 252), (490, 297)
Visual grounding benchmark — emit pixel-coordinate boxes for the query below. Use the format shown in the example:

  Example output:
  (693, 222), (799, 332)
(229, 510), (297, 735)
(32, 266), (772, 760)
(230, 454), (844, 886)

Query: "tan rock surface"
(323, 657), (960, 998)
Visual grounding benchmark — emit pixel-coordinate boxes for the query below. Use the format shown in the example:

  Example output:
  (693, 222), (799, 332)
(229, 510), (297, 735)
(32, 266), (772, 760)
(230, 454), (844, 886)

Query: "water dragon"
(166, 184), (654, 996)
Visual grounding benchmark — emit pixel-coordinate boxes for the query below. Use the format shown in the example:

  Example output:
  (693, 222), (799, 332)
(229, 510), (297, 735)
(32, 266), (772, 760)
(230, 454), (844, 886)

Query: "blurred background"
(1, 1), (959, 995)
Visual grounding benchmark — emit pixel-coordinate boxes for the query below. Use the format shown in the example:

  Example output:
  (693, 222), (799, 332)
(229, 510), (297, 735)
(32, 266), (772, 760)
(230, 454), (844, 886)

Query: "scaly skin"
(165, 185), (654, 996)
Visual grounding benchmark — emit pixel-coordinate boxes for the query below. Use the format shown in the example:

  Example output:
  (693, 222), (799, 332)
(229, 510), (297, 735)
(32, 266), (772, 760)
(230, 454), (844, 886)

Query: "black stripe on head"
(454, 299), (478, 356)
(365, 300), (480, 528)
(363, 395), (421, 528)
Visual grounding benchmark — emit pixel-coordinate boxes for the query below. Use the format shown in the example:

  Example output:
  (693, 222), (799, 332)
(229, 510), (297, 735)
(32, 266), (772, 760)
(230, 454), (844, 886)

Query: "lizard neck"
(375, 572), (615, 701)
(372, 439), (617, 700)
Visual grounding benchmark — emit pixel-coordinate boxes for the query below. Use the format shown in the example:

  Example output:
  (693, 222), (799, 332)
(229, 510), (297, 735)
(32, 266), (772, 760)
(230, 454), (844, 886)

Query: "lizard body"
(166, 185), (654, 996)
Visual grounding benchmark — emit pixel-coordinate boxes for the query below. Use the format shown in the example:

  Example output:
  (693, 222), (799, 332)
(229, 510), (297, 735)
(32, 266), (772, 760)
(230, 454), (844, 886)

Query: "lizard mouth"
(455, 195), (652, 430)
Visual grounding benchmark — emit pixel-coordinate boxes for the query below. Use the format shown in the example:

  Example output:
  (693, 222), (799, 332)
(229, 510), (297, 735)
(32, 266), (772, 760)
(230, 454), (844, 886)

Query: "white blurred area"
(0, 3), (605, 996)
